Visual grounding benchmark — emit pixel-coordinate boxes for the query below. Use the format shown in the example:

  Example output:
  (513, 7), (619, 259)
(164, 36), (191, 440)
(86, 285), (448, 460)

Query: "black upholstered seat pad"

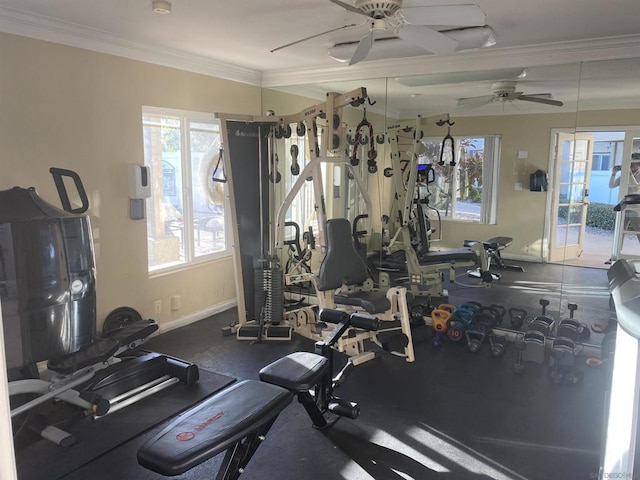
(483, 236), (513, 250)
(259, 352), (328, 392)
(334, 290), (391, 314)
(137, 380), (292, 476)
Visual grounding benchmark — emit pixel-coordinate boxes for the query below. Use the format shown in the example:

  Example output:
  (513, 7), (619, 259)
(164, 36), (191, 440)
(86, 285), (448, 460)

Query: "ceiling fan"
(457, 81), (564, 110)
(271, 0), (488, 65)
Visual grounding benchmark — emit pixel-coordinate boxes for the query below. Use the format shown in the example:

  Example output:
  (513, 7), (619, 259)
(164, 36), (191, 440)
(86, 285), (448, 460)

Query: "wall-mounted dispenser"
(128, 164), (151, 199)
(530, 170), (548, 192)
(128, 165), (151, 220)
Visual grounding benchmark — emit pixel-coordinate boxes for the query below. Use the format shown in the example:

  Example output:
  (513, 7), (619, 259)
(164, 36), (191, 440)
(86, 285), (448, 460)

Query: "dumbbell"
(508, 308), (527, 329)
(489, 334), (508, 358)
(560, 303), (590, 342)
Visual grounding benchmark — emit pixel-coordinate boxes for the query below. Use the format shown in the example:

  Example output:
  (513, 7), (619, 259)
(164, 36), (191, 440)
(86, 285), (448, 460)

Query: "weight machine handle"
(49, 167), (89, 214)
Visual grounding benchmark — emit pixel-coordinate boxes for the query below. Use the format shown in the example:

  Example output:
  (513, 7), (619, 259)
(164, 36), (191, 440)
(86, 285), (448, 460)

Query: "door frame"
(546, 126), (640, 263)
(547, 131), (594, 262)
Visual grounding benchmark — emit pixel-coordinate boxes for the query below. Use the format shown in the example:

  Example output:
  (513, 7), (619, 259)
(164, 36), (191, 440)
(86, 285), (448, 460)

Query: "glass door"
(549, 132), (594, 262)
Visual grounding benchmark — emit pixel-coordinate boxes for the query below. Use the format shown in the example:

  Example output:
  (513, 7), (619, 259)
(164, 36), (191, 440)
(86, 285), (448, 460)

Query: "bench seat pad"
(259, 352), (328, 392)
(334, 290), (391, 314)
(137, 379), (292, 476)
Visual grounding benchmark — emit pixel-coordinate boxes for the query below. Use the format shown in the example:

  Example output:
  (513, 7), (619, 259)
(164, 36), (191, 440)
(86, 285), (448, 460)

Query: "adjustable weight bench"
(138, 309), (378, 479)
(138, 380), (293, 479)
(464, 236), (525, 273)
(138, 309), (379, 480)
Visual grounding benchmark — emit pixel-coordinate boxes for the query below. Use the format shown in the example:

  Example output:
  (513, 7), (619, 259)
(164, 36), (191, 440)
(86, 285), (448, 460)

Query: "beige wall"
(0, 33), (262, 330)
(420, 112), (577, 258)
(3, 33), (638, 331)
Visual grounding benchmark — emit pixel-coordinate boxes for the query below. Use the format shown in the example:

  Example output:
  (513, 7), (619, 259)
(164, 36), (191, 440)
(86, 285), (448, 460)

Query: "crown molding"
(262, 34), (640, 87)
(0, 5), (262, 86)
(2, 4), (640, 91)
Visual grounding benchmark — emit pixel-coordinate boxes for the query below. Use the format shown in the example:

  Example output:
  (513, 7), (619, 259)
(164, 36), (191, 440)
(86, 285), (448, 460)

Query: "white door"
(549, 132), (595, 262)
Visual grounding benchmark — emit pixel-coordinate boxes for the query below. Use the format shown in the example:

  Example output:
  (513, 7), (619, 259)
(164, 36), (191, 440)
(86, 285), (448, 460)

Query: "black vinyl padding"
(259, 352), (329, 392)
(137, 380), (293, 476)
(317, 218), (369, 291)
(483, 236), (513, 250)
(334, 290), (391, 314)
(48, 319), (159, 374)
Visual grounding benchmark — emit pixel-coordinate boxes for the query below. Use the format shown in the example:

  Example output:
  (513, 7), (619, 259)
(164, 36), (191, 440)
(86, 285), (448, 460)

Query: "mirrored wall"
(261, 57), (640, 324)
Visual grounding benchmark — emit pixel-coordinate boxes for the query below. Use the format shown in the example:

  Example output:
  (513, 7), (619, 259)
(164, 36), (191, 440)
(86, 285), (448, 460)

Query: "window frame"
(142, 106), (231, 277)
(419, 134), (501, 224)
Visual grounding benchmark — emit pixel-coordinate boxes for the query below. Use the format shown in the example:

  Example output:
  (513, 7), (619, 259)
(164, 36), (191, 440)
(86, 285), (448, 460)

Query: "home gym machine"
(370, 116), (495, 302)
(219, 89), (416, 363)
(1, 168), (198, 447)
(138, 309), (379, 479)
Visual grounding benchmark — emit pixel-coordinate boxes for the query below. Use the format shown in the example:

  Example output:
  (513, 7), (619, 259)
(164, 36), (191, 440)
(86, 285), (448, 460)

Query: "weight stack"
(253, 262), (284, 325)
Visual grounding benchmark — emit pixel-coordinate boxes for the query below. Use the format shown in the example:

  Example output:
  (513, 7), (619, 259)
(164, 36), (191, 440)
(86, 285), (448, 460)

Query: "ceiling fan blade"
(271, 23), (358, 53)
(349, 30), (375, 65)
(457, 95), (495, 109)
(401, 5), (486, 27)
(329, 0), (365, 15)
(517, 94), (564, 107)
(398, 25), (458, 55)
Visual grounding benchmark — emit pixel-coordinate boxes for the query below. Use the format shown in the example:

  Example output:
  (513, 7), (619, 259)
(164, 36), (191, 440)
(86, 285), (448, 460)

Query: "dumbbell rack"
(512, 300), (596, 379)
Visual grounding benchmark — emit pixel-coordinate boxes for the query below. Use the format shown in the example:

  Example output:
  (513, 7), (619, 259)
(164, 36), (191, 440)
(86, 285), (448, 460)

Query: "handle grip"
(49, 167), (89, 214)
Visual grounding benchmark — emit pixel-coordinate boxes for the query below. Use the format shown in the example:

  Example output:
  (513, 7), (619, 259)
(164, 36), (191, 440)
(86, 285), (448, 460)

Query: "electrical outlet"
(171, 295), (181, 311)
(154, 300), (162, 316)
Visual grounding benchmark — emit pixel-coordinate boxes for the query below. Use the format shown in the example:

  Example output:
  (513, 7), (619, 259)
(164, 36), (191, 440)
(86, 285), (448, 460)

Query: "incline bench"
(137, 309), (379, 479)
(464, 236), (525, 273)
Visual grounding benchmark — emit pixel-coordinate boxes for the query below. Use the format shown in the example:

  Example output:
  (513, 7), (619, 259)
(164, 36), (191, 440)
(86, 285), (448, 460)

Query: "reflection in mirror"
(576, 57), (640, 263)
(258, 58), (639, 474)
(576, 57), (640, 475)
(263, 63), (584, 321)
(261, 78), (389, 287)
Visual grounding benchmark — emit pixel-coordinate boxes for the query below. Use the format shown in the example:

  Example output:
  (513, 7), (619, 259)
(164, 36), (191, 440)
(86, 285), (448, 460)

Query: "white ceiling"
(1, 0), (640, 117)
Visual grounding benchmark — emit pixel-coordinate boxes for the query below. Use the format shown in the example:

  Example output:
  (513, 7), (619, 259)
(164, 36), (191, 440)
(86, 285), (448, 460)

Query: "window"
(591, 140), (620, 171)
(142, 107), (229, 273)
(418, 135), (501, 223)
(592, 154), (612, 171)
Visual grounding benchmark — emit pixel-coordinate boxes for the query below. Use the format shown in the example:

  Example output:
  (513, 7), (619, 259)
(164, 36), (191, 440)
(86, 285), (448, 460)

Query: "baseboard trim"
(156, 298), (237, 334)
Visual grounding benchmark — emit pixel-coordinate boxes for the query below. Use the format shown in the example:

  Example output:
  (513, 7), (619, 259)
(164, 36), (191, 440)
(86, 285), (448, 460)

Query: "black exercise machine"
(464, 236), (525, 273)
(2, 168), (198, 447)
(138, 309), (379, 479)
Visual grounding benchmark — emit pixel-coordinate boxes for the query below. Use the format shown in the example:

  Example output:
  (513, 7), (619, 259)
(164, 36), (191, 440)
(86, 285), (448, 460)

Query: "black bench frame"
(138, 309), (379, 479)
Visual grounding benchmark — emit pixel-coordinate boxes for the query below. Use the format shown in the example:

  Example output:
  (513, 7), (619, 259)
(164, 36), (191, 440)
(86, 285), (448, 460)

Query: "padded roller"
(319, 309), (349, 325)
(349, 313), (380, 331)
